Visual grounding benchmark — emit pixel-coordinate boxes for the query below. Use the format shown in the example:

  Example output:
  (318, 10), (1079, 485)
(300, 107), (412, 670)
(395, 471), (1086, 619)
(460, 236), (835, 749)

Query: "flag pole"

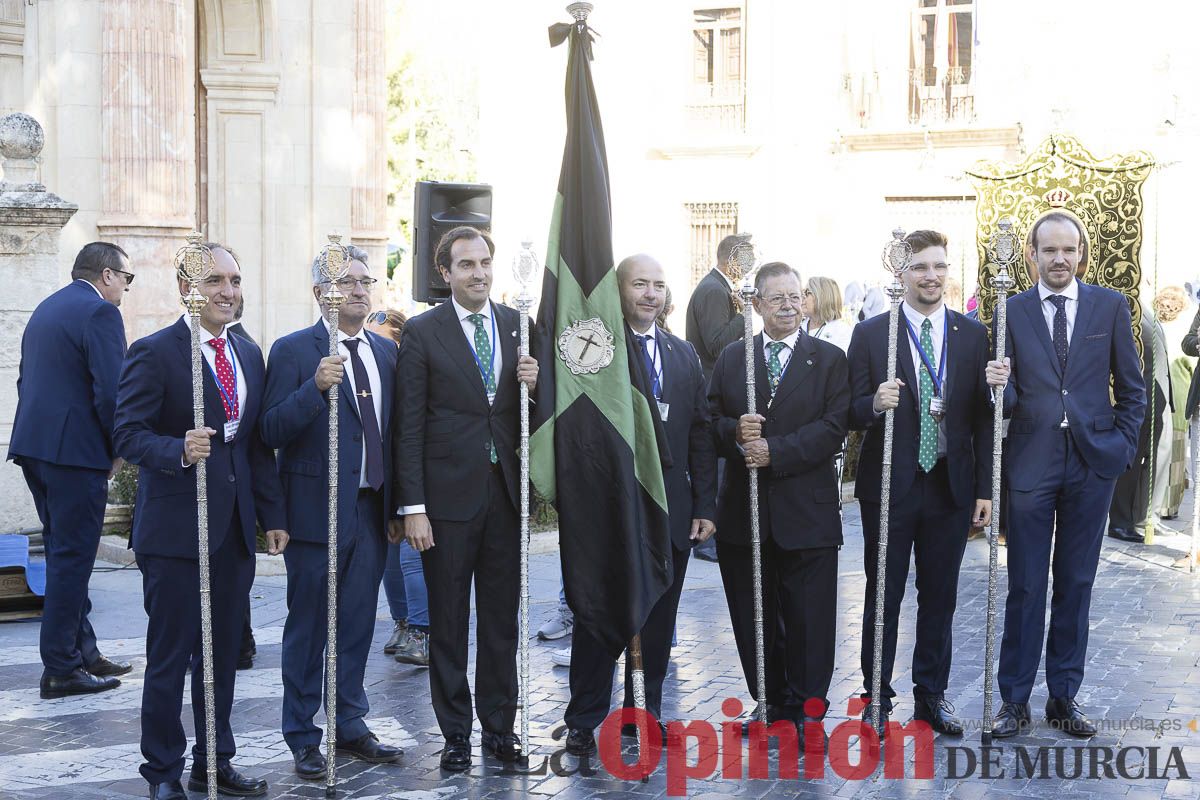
(732, 237), (767, 725)
(871, 228), (911, 741)
(174, 233), (219, 800)
(514, 241), (539, 762)
(317, 235), (349, 798)
(982, 218), (1017, 746)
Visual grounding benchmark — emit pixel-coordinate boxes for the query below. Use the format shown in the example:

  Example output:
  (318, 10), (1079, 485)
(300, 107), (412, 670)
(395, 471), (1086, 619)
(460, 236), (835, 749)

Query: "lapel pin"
(806, 359), (813, 365)
(953, 325), (959, 331)
(511, 330), (517, 337)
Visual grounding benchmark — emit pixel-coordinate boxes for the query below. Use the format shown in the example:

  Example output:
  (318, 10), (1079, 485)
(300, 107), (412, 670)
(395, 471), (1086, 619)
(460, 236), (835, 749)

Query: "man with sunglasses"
(9, 242), (136, 699)
(262, 247), (403, 777)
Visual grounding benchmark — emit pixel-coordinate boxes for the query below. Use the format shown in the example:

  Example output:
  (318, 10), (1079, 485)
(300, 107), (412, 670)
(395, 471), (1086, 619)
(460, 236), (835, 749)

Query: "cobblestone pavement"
(2, 500), (1198, 799)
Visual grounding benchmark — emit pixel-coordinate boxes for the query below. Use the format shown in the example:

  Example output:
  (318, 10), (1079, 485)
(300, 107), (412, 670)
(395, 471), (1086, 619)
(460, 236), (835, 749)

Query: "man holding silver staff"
(261, 247), (403, 778)
(393, 226), (539, 771)
(113, 243), (288, 800)
(562, 253), (717, 754)
(992, 211), (1145, 739)
(847, 229), (1011, 738)
(707, 260), (849, 729)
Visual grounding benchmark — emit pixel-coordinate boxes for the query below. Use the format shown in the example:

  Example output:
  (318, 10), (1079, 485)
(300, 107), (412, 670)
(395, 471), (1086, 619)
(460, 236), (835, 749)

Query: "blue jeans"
(383, 540), (429, 627)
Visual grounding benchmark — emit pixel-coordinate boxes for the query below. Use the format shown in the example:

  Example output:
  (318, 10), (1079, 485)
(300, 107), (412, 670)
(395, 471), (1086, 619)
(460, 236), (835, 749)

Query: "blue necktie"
(1048, 294), (1068, 372)
(635, 334), (660, 399)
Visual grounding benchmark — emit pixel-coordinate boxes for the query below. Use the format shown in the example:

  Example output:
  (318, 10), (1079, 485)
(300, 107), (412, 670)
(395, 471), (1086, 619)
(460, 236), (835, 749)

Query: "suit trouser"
(564, 543), (689, 730)
(281, 491), (386, 750)
(20, 458), (107, 676)
(136, 526), (253, 785)
(999, 430), (1115, 704)
(422, 469), (519, 739)
(859, 458), (970, 712)
(717, 537), (838, 717)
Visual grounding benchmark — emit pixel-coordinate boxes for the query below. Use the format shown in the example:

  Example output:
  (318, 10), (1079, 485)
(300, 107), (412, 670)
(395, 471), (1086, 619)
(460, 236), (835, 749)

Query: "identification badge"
(224, 418), (240, 442)
(928, 396), (946, 422)
(657, 401), (670, 422)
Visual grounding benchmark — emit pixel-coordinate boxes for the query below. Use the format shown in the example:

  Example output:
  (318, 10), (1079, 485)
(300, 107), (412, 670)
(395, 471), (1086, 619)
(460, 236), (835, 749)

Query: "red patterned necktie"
(209, 338), (240, 420)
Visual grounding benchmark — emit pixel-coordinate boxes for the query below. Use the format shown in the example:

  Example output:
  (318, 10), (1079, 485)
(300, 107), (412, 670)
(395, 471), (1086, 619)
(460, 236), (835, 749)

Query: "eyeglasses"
(109, 267), (135, 286)
(323, 277), (378, 292)
(802, 289), (814, 298)
(761, 293), (803, 308)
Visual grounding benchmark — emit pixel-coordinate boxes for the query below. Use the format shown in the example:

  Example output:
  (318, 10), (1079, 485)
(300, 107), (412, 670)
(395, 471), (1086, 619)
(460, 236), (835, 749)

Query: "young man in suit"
(9, 242), (135, 697)
(113, 244), (289, 800)
(993, 212), (1145, 738)
(708, 261), (850, 728)
(261, 247), (403, 778)
(847, 229), (1010, 737)
(562, 254), (717, 755)
(393, 226), (539, 771)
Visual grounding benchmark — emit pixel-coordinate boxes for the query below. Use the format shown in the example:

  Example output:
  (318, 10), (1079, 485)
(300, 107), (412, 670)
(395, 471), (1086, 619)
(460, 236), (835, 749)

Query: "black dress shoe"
(1046, 697), (1097, 737)
(187, 763), (267, 797)
(148, 779), (187, 800)
(440, 734), (472, 771)
(739, 703), (785, 734)
(39, 667), (120, 699)
(1108, 527), (1144, 543)
(991, 701), (1032, 739)
(860, 701), (890, 741)
(292, 744), (326, 780)
(236, 651), (254, 670)
(914, 696), (964, 735)
(336, 731), (403, 763)
(87, 656), (133, 677)
(481, 729), (522, 762)
(565, 728), (596, 756)
(621, 720), (670, 743)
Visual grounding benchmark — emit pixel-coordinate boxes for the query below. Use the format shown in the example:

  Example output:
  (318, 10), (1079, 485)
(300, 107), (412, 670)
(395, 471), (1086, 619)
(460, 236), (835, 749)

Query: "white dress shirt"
(180, 314), (248, 466)
(761, 328), (799, 378)
(900, 302), (947, 458)
(452, 296), (503, 401)
(630, 324), (664, 398)
(76, 278), (103, 299)
(1037, 278), (1079, 344)
(322, 318), (384, 489)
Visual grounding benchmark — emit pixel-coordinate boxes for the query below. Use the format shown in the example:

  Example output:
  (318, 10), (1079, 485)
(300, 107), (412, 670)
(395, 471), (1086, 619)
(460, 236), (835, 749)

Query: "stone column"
(98, 0), (195, 342)
(0, 113), (79, 531)
(351, 0), (388, 284)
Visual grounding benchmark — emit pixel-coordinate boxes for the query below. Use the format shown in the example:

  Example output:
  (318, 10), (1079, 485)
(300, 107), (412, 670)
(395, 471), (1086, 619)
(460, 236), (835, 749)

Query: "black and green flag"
(530, 16), (672, 660)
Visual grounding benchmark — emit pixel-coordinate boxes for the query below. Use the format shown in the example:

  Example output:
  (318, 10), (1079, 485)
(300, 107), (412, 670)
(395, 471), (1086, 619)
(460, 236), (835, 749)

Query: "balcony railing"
(684, 81), (746, 134)
(841, 68), (975, 129)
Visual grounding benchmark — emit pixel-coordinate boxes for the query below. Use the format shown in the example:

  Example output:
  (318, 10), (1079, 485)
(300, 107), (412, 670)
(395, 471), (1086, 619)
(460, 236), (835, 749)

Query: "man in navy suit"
(114, 244), (288, 800)
(9, 242), (135, 697)
(562, 254), (717, 756)
(992, 212), (1145, 738)
(708, 261), (850, 728)
(262, 246), (403, 778)
(847, 229), (1010, 738)
(393, 226), (539, 771)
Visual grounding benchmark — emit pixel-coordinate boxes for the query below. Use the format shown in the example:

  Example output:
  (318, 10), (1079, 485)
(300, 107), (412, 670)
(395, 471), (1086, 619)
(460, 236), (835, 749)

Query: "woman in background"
(801, 276), (853, 353)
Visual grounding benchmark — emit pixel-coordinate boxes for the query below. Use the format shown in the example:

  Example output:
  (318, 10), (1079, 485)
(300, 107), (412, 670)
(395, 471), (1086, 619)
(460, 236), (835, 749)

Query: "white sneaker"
(551, 646), (572, 667)
(537, 606), (574, 641)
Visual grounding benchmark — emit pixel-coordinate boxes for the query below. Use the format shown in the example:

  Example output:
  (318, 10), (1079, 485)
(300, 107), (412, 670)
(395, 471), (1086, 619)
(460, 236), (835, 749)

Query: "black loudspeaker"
(412, 181), (493, 303)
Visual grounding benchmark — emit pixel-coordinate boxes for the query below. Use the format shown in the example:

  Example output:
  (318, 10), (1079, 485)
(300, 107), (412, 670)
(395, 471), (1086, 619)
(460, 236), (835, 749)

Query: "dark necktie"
(343, 339), (384, 491)
(1048, 294), (1069, 372)
(634, 334), (661, 399)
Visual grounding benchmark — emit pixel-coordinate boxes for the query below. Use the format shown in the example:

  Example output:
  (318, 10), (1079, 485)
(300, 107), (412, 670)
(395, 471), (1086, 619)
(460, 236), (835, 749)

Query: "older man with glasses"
(261, 246), (404, 778)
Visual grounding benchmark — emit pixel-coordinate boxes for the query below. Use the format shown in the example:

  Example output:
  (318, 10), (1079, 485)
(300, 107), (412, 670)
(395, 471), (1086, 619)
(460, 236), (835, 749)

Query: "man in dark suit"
(708, 261), (850, 727)
(562, 254), (717, 756)
(113, 243), (289, 800)
(262, 247), (403, 778)
(8, 242), (136, 697)
(993, 212), (1145, 739)
(685, 235), (750, 564)
(394, 226), (539, 771)
(847, 229), (1010, 737)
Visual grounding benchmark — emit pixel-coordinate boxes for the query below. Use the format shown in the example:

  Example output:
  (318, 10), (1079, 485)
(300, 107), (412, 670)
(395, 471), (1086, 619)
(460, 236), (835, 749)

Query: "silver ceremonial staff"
(174, 233), (219, 800)
(982, 218), (1018, 746)
(1191, 413), (1199, 574)
(870, 228), (911, 740)
(513, 241), (538, 761)
(732, 235), (768, 725)
(318, 234), (350, 797)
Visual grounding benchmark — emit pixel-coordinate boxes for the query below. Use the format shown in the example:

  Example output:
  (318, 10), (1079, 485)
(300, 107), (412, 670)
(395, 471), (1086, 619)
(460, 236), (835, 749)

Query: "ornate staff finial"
(882, 227), (912, 279)
(513, 241), (539, 291)
(318, 233), (350, 309)
(988, 217), (1019, 293)
(730, 234), (757, 302)
(567, 1), (593, 23)
(174, 232), (214, 316)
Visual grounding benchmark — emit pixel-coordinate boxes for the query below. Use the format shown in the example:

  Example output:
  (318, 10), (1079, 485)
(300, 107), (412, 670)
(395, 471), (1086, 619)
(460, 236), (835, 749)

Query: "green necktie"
(765, 341), (787, 396)
(467, 313), (497, 464)
(918, 317), (937, 472)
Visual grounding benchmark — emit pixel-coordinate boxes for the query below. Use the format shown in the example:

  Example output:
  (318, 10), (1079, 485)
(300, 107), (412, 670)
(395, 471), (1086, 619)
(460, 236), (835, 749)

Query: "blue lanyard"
(903, 312), (947, 397)
(205, 338), (239, 419)
(467, 308), (497, 392)
(642, 335), (662, 400)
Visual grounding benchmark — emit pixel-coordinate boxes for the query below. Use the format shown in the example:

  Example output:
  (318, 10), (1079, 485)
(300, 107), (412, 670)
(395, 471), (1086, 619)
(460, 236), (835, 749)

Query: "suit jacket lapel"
(434, 301), (490, 407)
(751, 334), (771, 410)
(657, 327), (678, 408)
(894, 316), (921, 410)
(1020, 289), (1063, 381)
(770, 331), (812, 408)
(1065, 280), (1094, 379)
(174, 319), (230, 432)
(493, 304), (518, 410)
(226, 334), (258, 438)
(312, 321), (362, 424)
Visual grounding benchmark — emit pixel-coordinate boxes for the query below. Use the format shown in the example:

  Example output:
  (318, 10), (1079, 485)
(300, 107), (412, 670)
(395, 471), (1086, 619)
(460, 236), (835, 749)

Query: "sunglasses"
(368, 311), (389, 325)
(109, 267), (135, 286)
